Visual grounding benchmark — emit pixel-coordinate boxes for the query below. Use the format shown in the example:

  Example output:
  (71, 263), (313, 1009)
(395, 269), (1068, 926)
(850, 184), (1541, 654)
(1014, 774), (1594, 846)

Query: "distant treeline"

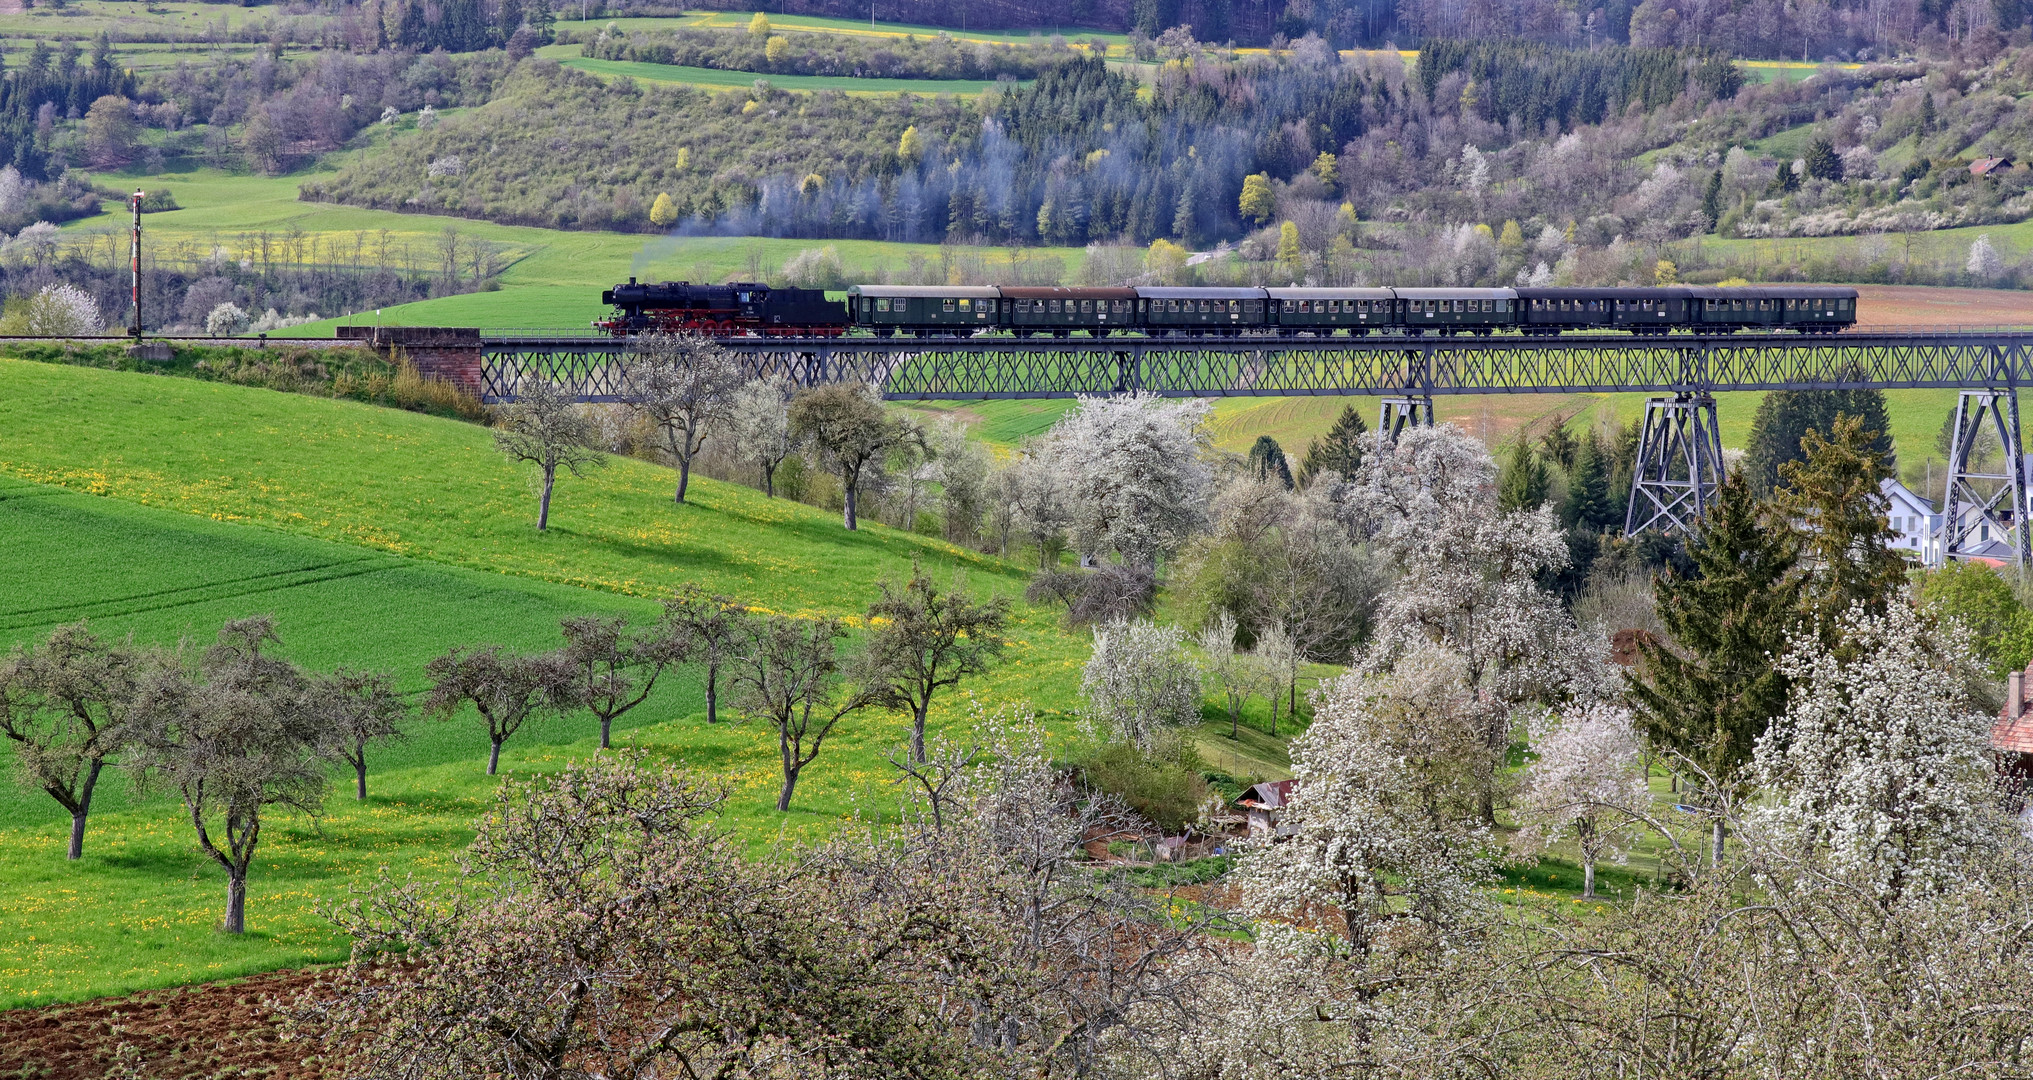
(0, 36), (138, 180)
(1416, 40), (1743, 133)
(578, 24), (1060, 80)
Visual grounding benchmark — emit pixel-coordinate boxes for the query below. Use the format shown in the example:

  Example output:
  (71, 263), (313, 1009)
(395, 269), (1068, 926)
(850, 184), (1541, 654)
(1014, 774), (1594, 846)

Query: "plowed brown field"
(1853, 285), (2033, 327)
(0, 967), (347, 1080)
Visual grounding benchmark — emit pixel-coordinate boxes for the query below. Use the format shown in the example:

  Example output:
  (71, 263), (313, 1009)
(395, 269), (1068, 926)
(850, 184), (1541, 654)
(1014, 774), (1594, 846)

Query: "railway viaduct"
(333, 325), (2033, 565)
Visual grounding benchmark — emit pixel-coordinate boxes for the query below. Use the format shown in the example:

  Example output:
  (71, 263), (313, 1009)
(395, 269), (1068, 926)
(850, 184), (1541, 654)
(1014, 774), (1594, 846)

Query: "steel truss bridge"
(478, 329), (2033, 564)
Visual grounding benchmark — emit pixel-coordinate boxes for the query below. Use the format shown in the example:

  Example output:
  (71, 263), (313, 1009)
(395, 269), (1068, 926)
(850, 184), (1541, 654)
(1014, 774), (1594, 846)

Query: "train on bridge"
(598, 279), (1858, 338)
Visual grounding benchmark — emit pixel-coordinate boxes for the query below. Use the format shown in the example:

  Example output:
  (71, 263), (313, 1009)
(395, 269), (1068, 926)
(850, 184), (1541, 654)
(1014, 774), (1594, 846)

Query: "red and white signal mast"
(128, 189), (143, 337)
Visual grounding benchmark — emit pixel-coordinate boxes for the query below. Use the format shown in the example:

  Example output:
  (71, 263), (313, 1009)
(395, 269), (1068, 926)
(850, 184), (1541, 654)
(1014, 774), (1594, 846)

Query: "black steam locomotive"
(598, 278), (848, 335)
(597, 280), (1858, 337)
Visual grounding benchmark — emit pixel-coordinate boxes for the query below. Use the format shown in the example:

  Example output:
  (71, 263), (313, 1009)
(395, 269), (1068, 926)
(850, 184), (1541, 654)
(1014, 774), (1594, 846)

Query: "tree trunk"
(675, 456), (691, 505)
(223, 871), (247, 934)
(600, 715), (612, 749)
(1583, 858), (1595, 899)
(355, 751), (368, 801)
(1712, 818), (1726, 866)
(1230, 704), (1240, 739)
(705, 662), (719, 723)
(843, 481), (858, 530)
(779, 732), (799, 811)
(762, 462), (776, 498)
(488, 736), (504, 775)
(911, 703), (928, 764)
(537, 466), (556, 531)
(67, 760), (102, 860)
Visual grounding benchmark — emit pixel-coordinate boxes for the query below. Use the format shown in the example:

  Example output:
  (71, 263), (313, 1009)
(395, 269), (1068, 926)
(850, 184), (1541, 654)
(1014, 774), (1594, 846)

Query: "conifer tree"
(1804, 137), (1844, 181)
(1629, 473), (1799, 853)
(1297, 405), (1367, 486)
(1497, 442), (1551, 510)
(1700, 168), (1724, 229)
(1560, 430), (1616, 532)
(1247, 436), (1293, 490)
(1742, 390), (1893, 495)
(1771, 414), (1906, 642)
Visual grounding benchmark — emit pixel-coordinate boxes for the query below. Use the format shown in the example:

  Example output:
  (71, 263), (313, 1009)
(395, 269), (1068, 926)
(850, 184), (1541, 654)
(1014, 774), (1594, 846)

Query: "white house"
(1881, 478), (1940, 562)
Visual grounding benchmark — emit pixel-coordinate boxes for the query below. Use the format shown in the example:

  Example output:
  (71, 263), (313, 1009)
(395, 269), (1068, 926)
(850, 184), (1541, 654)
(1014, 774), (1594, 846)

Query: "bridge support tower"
(1625, 392), (1725, 538)
(1378, 395), (1434, 441)
(1940, 388), (2030, 566)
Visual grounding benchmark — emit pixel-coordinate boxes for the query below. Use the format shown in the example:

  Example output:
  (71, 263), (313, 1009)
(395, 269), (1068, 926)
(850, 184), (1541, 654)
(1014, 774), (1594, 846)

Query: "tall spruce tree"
(1247, 436), (1294, 490)
(1298, 405), (1368, 486)
(1561, 430), (1617, 532)
(1770, 413), (1907, 641)
(1742, 389), (1893, 495)
(1629, 472), (1799, 855)
(1497, 441), (1552, 510)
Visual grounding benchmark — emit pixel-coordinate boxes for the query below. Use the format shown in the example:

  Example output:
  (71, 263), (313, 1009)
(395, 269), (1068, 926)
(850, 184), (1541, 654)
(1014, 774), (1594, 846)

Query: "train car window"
(1080, 300), (1092, 313)
(959, 298), (971, 310)
(1761, 300), (1771, 310)
(942, 299), (955, 312)
(863, 298), (875, 312)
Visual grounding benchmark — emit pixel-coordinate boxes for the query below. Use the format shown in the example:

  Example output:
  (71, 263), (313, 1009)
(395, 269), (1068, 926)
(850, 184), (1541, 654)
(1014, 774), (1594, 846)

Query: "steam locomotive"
(597, 280), (1858, 337)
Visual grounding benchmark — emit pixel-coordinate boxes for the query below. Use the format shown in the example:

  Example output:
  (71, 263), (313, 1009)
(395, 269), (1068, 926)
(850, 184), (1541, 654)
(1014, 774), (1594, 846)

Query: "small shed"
(1235, 780), (1296, 836)
(1972, 156), (2015, 177)
(1994, 664), (2033, 817)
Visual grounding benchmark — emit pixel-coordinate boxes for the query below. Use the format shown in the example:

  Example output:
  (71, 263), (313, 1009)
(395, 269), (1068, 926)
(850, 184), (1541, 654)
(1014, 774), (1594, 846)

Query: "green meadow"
(544, 47), (1008, 95)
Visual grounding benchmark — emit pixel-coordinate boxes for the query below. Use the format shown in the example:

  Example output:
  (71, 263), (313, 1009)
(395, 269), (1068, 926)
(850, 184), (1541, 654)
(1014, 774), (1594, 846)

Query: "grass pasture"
(545, 48), (1007, 95)
(0, 357), (1132, 1007)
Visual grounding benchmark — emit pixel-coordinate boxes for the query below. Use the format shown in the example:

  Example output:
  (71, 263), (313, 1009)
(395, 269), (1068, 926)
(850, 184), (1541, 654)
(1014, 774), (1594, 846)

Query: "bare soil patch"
(1854, 285), (2033, 327)
(0, 967), (347, 1080)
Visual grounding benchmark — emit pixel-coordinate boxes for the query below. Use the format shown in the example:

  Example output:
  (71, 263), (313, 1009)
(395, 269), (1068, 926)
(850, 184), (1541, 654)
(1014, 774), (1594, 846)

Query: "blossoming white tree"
(1237, 644), (1494, 956)
(1080, 617), (1202, 751)
(1040, 391), (1213, 568)
(1342, 424), (1615, 822)
(1754, 598), (2004, 903)
(24, 283), (102, 336)
(1514, 702), (1651, 898)
(1197, 609), (1269, 739)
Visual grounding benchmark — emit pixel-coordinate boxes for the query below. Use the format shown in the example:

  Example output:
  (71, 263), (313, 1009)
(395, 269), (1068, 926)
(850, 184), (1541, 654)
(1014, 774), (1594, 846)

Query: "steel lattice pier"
(479, 332), (2033, 402)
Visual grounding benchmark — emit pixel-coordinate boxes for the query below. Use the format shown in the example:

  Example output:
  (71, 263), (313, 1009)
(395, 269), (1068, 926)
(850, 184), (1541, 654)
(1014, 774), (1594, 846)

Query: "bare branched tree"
(859, 558), (1010, 763)
(307, 668), (406, 801)
(560, 613), (689, 749)
(659, 585), (746, 724)
(0, 621), (159, 859)
(127, 616), (329, 934)
(727, 613), (882, 811)
(493, 378), (605, 530)
(423, 645), (580, 775)
(622, 332), (746, 505)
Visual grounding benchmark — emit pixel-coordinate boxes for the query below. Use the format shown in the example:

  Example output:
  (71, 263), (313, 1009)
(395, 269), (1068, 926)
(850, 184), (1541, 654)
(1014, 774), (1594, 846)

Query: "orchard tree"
(309, 668), (405, 801)
(0, 622), (158, 859)
(1236, 644), (1494, 956)
(1004, 445), (1073, 567)
(1198, 610), (1269, 739)
(859, 559), (1010, 763)
(425, 645), (580, 775)
(1041, 391), (1213, 568)
(560, 612), (689, 749)
(788, 382), (918, 530)
(1514, 702), (1651, 898)
(724, 374), (799, 497)
(623, 332), (747, 505)
(1756, 600), (2003, 903)
(128, 617), (329, 934)
(493, 378), (605, 531)
(1081, 617), (1203, 752)
(661, 586), (747, 724)
(728, 614), (882, 811)
(1250, 621), (1300, 737)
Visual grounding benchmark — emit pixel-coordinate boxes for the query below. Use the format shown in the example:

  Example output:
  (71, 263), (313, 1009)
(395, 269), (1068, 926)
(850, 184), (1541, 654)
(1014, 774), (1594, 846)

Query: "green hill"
(0, 357), (1105, 1007)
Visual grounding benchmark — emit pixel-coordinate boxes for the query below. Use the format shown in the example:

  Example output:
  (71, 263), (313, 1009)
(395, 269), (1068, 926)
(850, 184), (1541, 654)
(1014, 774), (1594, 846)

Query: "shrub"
(1076, 736), (1211, 834)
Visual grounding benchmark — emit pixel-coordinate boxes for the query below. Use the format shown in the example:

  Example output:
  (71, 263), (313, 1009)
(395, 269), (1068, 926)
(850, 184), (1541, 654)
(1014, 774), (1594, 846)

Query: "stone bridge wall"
(336, 326), (484, 397)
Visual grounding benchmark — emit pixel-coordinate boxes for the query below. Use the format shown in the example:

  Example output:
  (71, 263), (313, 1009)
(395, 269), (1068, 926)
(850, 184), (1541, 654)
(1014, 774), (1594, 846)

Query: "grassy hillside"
(0, 358), (1167, 1007)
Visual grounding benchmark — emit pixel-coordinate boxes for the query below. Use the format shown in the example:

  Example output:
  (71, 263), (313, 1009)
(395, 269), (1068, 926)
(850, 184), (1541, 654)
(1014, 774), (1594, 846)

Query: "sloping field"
(0, 358), (1109, 1006)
